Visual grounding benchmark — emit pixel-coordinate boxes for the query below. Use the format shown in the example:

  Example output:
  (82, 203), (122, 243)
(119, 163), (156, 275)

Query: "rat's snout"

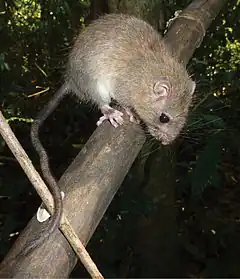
(147, 124), (177, 145)
(159, 135), (174, 145)
(160, 138), (171, 145)
(160, 137), (176, 145)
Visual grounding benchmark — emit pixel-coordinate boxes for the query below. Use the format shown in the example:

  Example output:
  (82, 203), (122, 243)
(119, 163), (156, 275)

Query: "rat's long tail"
(24, 83), (69, 256)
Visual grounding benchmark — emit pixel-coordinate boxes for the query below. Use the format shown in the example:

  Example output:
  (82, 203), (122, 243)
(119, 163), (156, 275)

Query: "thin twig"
(28, 87), (50, 98)
(0, 110), (104, 279)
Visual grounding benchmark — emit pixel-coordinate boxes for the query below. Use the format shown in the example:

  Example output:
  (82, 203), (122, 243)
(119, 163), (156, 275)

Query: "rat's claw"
(97, 105), (124, 128)
(109, 118), (119, 128)
(96, 115), (108, 126)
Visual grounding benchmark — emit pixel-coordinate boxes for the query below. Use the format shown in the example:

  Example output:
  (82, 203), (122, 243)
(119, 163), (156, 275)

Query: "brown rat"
(30, 13), (196, 254)
(67, 13), (196, 144)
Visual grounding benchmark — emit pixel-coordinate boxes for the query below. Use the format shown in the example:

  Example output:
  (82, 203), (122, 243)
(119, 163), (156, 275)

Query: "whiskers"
(139, 136), (175, 159)
(179, 131), (201, 145)
(182, 114), (227, 146)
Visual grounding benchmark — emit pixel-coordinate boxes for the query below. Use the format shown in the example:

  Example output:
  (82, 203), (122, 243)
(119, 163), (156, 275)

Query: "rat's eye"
(159, 113), (170, 123)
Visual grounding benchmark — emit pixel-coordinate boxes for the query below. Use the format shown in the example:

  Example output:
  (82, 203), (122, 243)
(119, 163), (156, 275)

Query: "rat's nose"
(160, 135), (172, 145)
(161, 140), (169, 145)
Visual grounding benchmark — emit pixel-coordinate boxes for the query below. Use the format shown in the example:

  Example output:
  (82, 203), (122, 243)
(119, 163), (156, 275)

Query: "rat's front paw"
(124, 107), (140, 124)
(97, 105), (124, 128)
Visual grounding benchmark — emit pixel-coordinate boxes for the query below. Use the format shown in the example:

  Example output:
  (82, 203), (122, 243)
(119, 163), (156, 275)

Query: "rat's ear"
(153, 78), (171, 97)
(189, 80), (196, 95)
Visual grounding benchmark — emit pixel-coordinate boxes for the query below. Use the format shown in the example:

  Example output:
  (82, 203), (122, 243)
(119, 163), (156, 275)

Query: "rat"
(30, 13), (196, 254)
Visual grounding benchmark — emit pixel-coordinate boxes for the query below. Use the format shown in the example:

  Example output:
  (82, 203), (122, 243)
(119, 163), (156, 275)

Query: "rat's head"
(135, 76), (196, 145)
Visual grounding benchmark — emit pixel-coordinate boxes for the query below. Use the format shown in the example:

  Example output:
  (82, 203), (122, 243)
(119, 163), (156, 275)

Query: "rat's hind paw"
(97, 105), (124, 128)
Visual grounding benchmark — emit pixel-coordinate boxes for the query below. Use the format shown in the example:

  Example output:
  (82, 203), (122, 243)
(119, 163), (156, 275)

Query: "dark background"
(0, 0), (240, 277)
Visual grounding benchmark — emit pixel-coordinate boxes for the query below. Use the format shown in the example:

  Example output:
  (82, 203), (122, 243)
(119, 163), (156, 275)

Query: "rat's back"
(69, 13), (164, 63)
(66, 14), (167, 103)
